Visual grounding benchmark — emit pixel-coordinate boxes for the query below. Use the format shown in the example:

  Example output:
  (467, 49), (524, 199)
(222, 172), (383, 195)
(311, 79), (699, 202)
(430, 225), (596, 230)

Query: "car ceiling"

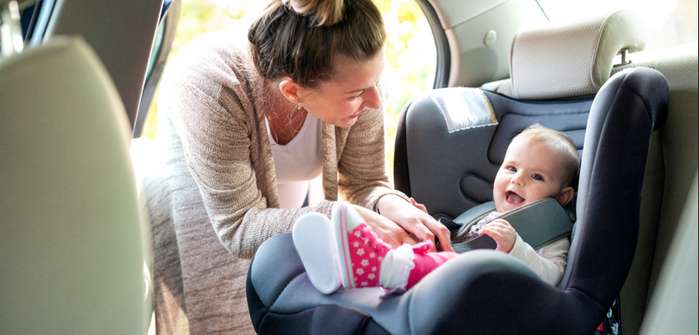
(426, 0), (549, 87)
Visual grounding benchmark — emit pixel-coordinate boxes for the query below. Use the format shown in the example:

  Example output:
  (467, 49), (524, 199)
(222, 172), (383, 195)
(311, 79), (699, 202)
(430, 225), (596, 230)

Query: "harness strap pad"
(449, 198), (574, 252)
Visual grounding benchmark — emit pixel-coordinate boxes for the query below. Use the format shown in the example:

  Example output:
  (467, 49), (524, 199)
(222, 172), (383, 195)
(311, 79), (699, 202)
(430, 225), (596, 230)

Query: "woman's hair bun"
(283, 0), (344, 26)
(251, 0), (384, 86)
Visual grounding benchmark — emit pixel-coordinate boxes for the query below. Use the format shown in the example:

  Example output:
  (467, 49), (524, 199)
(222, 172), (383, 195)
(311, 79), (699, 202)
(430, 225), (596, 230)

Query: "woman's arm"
(336, 107), (399, 207)
(162, 50), (333, 259)
(337, 108), (452, 250)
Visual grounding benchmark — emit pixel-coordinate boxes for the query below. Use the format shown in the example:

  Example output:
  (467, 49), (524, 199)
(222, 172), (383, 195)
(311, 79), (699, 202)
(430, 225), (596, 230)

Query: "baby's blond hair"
(515, 124), (580, 187)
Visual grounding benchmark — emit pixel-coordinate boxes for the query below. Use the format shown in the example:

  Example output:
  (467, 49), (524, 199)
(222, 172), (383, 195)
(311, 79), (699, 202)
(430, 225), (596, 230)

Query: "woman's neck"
(264, 82), (308, 145)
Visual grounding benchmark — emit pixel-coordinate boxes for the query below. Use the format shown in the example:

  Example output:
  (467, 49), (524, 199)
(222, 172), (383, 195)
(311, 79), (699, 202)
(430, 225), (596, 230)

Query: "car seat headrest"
(0, 37), (151, 333)
(504, 10), (645, 99)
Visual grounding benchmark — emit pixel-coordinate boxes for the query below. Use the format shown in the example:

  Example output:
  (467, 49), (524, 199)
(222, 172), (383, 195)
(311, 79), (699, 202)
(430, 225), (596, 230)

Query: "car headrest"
(501, 10), (645, 99)
(0, 37), (151, 333)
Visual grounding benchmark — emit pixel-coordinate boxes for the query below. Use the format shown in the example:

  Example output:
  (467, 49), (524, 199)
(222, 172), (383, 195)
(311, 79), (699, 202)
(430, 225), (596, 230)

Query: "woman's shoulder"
(163, 30), (259, 93)
(158, 30), (267, 123)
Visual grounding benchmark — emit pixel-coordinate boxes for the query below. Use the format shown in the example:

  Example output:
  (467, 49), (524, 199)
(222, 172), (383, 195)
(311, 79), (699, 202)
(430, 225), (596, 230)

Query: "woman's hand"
(376, 195), (454, 252)
(351, 204), (418, 248)
(480, 219), (517, 253)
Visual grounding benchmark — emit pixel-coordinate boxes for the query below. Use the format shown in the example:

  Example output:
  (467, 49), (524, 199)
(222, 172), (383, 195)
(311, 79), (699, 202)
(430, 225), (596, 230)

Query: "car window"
(376, 0), (436, 179)
(17, 0), (57, 47)
(19, 1), (39, 40)
(2, 0), (27, 55)
(133, 0), (177, 138)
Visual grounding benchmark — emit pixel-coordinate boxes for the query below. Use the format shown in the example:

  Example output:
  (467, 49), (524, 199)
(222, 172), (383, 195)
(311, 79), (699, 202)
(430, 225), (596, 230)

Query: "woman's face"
(298, 49), (384, 128)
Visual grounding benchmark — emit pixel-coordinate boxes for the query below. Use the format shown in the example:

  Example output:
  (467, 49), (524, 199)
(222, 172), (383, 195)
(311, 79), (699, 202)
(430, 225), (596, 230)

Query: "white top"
(266, 112), (323, 208)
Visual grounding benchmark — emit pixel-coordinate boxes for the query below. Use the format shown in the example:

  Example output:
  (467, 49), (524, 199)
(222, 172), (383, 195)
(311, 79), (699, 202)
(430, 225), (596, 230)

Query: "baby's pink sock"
(406, 246), (458, 289)
(380, 241), (458, 290)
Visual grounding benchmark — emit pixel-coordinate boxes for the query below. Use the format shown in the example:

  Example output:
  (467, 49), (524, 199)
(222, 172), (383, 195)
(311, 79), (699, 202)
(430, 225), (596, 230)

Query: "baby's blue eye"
(532, 174), (544, 181)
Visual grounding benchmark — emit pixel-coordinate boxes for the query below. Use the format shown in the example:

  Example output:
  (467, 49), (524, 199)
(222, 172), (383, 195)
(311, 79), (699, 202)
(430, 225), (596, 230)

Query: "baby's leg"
(299, 202), (458, 293)
(381, 241), (458, 290)
(406, 247), (458, 289)
(333, 203), (459, 291)
(294, 203), (395, 294)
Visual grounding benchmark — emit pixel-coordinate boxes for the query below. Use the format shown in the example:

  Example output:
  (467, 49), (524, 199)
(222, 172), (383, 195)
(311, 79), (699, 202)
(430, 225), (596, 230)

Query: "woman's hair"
(517, 124), (580, 187)
(248, 0), (385, 87)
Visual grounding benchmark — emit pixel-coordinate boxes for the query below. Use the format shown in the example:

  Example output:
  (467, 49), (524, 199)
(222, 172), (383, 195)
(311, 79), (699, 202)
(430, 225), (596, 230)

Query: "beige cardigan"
(146, 31), (406, 333)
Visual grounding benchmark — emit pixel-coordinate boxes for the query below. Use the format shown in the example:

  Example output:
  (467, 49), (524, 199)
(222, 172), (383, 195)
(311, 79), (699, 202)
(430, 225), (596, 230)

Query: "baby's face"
(493, 135), (568, 213)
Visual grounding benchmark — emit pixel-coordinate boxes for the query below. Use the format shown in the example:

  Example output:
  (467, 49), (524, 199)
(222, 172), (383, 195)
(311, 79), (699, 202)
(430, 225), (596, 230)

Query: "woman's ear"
(278, 77), (301, 104)
(556, 186), (575, 206)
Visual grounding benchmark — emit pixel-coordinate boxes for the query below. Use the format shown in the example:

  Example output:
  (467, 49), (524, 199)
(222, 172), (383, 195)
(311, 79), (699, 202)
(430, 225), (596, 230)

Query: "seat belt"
(446, 198), (574, 253)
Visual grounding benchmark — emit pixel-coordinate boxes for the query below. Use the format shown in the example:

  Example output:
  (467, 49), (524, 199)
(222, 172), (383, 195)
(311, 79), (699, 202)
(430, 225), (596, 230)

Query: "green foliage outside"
(142, 0), (436, 180)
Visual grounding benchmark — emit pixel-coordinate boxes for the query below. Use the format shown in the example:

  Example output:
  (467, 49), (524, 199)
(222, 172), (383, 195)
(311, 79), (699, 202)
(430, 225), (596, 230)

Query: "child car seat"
(246, 11), (669, 334)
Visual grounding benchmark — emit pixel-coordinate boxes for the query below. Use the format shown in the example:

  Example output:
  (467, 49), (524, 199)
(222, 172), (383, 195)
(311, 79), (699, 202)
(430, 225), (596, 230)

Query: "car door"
(40, 0), (176, 131)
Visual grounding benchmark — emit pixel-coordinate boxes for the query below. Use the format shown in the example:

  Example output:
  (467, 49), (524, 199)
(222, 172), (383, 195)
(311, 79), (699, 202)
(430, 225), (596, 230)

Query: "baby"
(293, 124), (579, 293)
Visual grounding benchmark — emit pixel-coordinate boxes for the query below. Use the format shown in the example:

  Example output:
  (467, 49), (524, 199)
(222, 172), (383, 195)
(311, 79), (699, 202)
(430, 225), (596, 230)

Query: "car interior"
(0, 0), (696, 334)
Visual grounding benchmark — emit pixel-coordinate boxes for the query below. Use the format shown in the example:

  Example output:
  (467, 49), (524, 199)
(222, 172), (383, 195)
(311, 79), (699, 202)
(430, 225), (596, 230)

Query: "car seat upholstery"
(0, 38), (151, 334)
(246, 11), (669, 334)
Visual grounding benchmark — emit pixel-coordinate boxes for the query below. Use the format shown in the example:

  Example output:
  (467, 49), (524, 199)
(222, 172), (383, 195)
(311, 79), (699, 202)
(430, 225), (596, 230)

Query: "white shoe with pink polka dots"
(332, 203), (391, 289)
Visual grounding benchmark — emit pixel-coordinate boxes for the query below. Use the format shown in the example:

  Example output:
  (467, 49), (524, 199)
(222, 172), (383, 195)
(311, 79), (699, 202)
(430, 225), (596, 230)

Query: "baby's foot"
(294, 203), (428, 294)
(333, 203), (391, 289)
(292, 212), (342, 294)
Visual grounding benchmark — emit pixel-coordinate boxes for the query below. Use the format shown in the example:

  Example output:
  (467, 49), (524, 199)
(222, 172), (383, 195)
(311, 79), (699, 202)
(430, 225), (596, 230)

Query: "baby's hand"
(480, 219), (516, 253)
(484, 211), (501, 221)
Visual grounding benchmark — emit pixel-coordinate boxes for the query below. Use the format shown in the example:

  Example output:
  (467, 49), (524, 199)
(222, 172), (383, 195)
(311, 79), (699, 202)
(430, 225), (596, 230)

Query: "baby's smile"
(505, 190), (525, 206)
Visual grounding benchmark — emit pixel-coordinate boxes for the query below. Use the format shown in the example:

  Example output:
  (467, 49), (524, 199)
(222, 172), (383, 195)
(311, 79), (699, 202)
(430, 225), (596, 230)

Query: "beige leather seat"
(0, 37), (151, 334)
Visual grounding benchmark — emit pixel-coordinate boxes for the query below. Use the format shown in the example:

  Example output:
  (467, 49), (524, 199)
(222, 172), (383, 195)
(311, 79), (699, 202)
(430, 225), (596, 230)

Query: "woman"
(147, 0), (452, 333)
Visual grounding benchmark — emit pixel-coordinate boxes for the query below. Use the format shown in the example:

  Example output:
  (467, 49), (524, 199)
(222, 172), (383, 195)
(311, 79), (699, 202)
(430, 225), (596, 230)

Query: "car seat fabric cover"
(562, 68), (669, 305)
